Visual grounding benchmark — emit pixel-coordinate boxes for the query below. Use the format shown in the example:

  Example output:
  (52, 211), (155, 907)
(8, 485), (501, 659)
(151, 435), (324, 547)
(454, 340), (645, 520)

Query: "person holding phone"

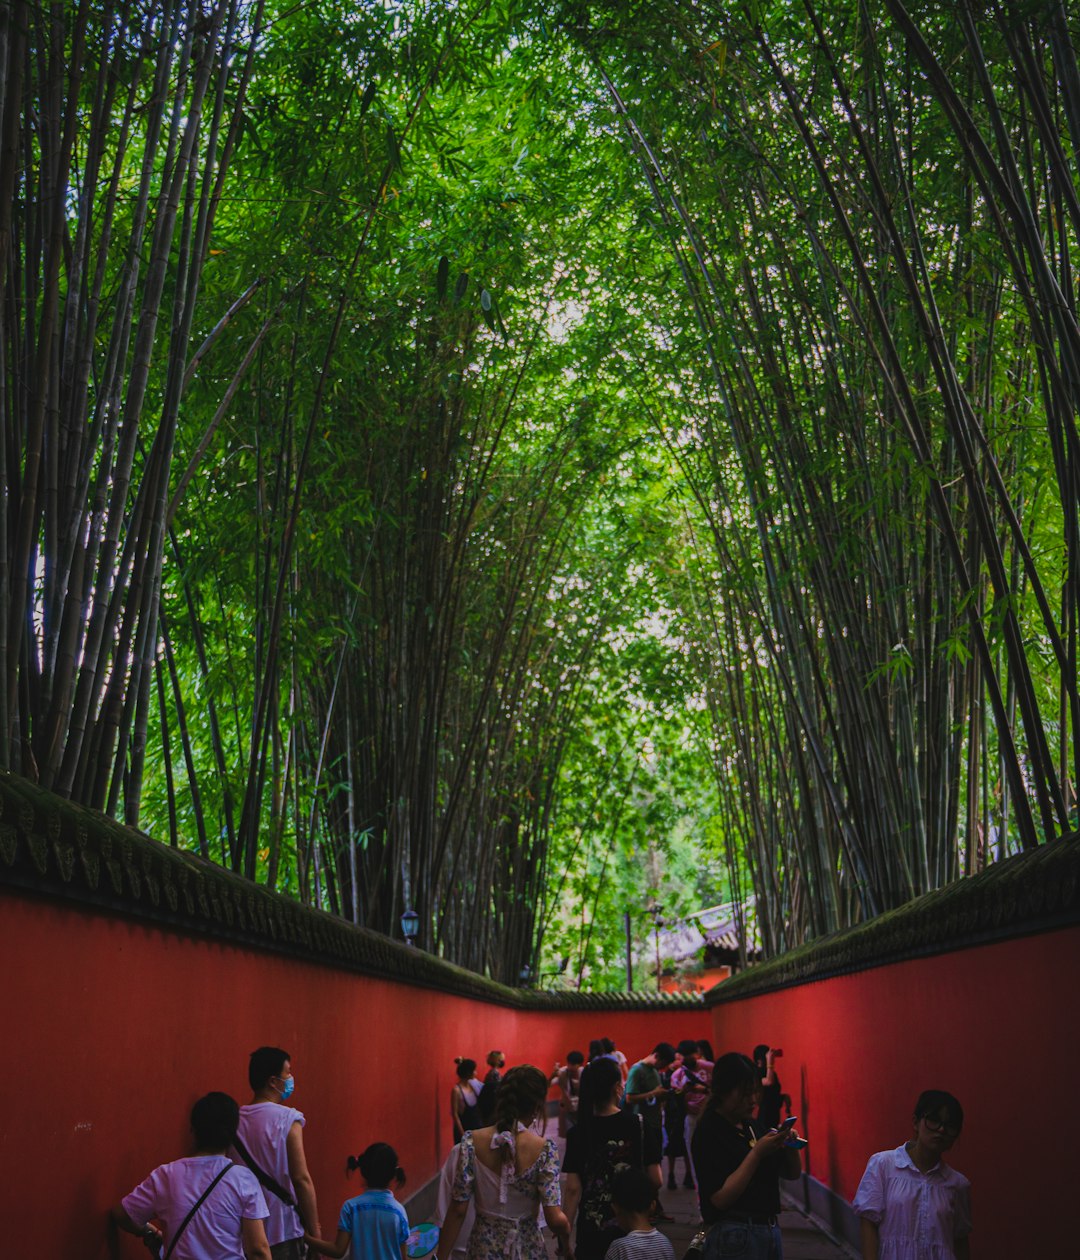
(690, 1053), (802, 1260)
(752, 1045), (784, 1132)
(625, 1042), (677, 1221)
(670, 1040), (713, 1187)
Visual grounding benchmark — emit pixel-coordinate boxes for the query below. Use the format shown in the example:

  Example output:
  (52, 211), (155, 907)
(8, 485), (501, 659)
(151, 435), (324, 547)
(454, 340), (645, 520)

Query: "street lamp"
(401, 907), (420, 946)
(647, 904), (664, 992)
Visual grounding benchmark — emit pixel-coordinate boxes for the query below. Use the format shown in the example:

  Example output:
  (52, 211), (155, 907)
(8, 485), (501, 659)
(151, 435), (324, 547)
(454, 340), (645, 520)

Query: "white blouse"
(853, 1145), (972, 1260)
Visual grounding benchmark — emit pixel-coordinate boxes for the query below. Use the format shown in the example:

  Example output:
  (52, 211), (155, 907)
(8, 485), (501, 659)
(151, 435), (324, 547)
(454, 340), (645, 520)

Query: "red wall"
(10, 881), (1073, 1259)
(3, 890), (710, 1258)
(710, 926), (1080, 1256)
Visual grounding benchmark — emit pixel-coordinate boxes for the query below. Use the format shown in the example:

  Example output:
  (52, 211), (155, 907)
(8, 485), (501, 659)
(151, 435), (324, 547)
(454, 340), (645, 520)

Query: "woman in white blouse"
(853, 1090), (972, 1260)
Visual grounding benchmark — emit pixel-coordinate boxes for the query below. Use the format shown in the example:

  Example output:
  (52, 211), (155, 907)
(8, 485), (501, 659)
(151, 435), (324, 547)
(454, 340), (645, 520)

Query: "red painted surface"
(8, 880), (1074, 1258)
(3, 890), (709, 1258)
(710, 926), (1080, 1256)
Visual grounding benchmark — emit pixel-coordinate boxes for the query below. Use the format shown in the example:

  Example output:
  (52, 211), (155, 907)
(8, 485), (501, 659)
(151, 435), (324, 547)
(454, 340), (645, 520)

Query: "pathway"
(649, 1183), (855, 1259)
(539, 1117), (854, 1260)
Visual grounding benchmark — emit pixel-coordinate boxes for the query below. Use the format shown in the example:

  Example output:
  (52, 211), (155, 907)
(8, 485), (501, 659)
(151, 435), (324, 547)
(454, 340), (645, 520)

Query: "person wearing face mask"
(232, 1046), (321, 1260)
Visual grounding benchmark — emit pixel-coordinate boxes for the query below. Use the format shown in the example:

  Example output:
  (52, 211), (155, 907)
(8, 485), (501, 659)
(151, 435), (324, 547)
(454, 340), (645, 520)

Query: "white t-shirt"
(122, 1154), (267, 1260)
(234, 1102), (306, 1245)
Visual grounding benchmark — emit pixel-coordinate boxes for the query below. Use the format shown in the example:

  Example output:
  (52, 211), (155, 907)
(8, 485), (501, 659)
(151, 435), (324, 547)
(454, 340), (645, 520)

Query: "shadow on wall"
(798, 1061), (812, 1212)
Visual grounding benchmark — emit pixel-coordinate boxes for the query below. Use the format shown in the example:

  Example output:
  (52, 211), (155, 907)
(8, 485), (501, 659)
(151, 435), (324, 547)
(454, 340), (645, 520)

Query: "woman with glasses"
(853, 1090), (972, 1260)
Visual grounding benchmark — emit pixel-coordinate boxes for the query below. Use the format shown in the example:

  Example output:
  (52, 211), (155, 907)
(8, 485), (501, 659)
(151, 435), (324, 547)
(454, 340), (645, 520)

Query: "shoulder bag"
(232, 1133), (310, 1234)
(149, 1163), (233, 1260)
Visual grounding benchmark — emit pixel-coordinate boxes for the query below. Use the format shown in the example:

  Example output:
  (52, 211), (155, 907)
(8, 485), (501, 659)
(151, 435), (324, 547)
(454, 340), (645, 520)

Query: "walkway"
(540, 1118), (854, 1260)
(649, 1183), (854, 1259)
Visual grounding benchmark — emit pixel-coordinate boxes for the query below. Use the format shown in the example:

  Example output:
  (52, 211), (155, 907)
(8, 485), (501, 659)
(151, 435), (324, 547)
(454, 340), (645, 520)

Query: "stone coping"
(707, 829), (1080, 1005)
(0, 771), (701, 1012)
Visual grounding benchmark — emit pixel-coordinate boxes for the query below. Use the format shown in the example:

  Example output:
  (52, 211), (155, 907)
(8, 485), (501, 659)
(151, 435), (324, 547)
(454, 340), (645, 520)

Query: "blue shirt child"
(337, 1188), (410, 1260)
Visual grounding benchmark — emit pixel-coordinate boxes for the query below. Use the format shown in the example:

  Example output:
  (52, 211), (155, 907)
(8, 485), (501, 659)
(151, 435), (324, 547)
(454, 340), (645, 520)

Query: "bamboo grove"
(3, 0), (1078, 983)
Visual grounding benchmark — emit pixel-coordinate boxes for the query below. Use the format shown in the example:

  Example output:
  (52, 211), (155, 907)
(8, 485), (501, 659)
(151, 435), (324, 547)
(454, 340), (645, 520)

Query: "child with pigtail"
(305, 1143), (409, 1260)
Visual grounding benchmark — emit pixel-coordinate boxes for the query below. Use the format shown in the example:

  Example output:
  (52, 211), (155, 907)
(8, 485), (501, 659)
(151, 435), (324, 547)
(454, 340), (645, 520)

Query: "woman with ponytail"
(436, 1065), (573, 1260)
(562, 1056), (645, 1260)
(452, 1058), (485, 1142)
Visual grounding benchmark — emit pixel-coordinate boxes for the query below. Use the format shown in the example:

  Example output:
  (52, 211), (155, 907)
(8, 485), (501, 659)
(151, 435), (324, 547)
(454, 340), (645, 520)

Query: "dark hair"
(611, 1166), (655, 1215)
(492, 1065), (549, 1155)
(914, 1090), (964, 1133)
(588, 1039), (605, 1061)
(577, 1056), (622, 1131)
(676, 1038), (698, 1068)
(704, 1053), (758, 1113)
(567, 1050), (585, 1066)
(191, 1092), (240, 1150)
(347, 1142), (406, 1188)
(248, 1047), (290, 1092)
(602, 1037), (616, 1054)
(454, 1057), (477, 1080)
(697, 1040), (715, 1061)
(653, 1042), (676, 1066)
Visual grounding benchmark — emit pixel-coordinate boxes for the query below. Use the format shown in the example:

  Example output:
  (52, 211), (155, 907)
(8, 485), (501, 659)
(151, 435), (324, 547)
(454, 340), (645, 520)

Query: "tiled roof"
(0, 771), (702, 1012)
(706, 830), (1080, 1005)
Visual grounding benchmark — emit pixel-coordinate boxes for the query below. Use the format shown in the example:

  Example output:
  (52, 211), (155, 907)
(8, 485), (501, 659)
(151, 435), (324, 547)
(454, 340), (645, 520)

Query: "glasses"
(921, 1115), (960, 1135)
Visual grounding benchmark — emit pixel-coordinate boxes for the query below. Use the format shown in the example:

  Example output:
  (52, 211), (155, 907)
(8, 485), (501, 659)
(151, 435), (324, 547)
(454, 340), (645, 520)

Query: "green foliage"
(17, 0), (1079, 985)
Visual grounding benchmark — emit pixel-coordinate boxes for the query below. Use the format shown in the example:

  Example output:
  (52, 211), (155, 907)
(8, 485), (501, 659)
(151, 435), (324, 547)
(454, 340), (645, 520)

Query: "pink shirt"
(122, 1154), (267, 1260)
(671, 1060), (713, 1115)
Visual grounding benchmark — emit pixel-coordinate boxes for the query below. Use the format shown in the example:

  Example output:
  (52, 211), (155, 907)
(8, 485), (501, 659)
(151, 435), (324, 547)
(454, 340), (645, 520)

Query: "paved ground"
(645, 1183), (854, 1260)
(539, 1117), (854, 1260)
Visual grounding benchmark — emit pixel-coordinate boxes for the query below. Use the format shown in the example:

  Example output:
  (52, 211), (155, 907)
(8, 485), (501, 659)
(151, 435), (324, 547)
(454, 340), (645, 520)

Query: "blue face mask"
(278, 1075), (295, 1102)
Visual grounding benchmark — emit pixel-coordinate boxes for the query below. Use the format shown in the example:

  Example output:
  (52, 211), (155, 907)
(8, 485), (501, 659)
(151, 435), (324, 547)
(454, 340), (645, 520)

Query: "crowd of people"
(108, 1039), (970, 1260)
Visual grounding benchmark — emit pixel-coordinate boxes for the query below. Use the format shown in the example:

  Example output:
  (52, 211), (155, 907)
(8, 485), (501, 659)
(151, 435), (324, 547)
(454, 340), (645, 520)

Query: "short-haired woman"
(111, 1092), (272, 1260)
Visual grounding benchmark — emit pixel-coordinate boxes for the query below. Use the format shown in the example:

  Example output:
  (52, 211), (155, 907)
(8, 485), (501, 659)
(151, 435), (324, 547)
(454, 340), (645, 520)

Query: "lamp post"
(401, 907), (420, 947)
(647, 903), (664, 992)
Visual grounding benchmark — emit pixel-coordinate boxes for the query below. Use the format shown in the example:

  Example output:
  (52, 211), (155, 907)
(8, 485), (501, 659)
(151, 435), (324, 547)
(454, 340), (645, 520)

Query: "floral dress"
(451, 1129), (562, 1260)
(563, 1111), (643, 1260)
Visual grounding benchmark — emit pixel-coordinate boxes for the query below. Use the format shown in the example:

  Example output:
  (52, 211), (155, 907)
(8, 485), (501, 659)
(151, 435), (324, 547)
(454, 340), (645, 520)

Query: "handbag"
(683, 1227), (707, 1260)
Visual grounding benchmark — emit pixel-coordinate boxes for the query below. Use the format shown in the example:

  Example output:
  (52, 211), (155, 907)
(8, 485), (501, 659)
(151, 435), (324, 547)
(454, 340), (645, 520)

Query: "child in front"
(603, 1168), (675, 1260)
(306, 1143), (410, 1260)
(853, 1090), (971, 1260)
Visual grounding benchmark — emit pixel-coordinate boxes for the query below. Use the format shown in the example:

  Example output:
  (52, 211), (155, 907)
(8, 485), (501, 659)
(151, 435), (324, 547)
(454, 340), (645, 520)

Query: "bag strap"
(163, 1163), (232, 1260)
(232, 1134), (309, 1233)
